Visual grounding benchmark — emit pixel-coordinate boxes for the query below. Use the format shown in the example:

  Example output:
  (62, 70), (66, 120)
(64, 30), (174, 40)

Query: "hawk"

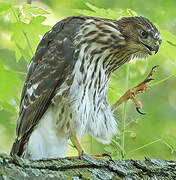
(10, 16), (161, 159)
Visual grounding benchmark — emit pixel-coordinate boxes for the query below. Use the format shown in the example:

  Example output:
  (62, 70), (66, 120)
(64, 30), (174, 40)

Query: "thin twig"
(120, 62), (130, 159)
(129, 138), (161, 153)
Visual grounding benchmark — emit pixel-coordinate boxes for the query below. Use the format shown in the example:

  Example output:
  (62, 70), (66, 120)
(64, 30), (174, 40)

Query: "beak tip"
(154, 45), (159, 54)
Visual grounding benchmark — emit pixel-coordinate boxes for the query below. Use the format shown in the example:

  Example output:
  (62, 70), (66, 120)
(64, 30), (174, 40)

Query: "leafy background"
(0, 0), (176, 160)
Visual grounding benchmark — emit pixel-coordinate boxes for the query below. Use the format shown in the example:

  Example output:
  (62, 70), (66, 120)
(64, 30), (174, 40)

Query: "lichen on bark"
(0, 152), (176, 179)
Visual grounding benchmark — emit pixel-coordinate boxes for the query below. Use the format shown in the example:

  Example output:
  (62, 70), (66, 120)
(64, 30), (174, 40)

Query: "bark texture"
(0, 152), (176, 180)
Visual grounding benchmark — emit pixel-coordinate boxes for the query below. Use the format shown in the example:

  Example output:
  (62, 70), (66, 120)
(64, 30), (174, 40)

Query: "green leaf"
(8, 6), (21, 23)
(26, 16), (51, 53)
(75, 3), (137, 19)
(7, 4), (49, 23)
(15, 43), (31, 62)
(0, 59), (21, 103)
(11, 15), (51, 63)
(20, 4), (50, 23)
(23, 4), (49, 15)
(159, 30), (176, 61)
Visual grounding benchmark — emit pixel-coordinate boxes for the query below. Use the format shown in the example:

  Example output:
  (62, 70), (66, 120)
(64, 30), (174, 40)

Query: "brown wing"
(10, 16), (85, 156)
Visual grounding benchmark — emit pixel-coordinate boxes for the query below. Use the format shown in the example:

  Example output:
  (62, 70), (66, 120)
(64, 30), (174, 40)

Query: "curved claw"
(144, 78), (154, 84)
(136, 107), (146, 115)
(102, 153), (112, 160)
(152, 65), (159, 70)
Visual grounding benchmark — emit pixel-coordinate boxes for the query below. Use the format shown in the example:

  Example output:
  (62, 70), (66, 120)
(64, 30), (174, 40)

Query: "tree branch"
(0, 152), (176, 179)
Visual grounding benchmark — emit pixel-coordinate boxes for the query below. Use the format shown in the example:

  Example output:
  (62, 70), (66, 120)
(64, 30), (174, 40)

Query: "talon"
(101, 153), (112, 160)
(112, 66), (159, 112)
(109, 158), (115, 163)
(152, 65), (159, 70)
(144, 78), (154, 84)
(136, 107), (146, 115)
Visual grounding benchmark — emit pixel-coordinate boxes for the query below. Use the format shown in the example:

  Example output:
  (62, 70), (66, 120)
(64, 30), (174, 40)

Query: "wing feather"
(10, 16), (84, 156)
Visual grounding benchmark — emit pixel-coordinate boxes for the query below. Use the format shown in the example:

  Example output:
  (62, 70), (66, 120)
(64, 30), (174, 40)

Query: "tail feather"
(10, 125), (34, 157)
(10, 138), (27, 157)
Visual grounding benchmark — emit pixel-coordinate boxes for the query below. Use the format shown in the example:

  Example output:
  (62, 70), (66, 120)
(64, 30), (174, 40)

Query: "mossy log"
(0, 152), (176, 179)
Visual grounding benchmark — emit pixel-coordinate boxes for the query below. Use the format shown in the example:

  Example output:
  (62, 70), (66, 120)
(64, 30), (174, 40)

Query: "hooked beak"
(142, 41), (160, 55)
(151, 45), (159, 54)
(152, 41), (160, 54)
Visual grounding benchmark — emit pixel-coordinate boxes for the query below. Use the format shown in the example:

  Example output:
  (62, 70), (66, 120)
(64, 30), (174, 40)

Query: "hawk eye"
(140, 30), (148, 39)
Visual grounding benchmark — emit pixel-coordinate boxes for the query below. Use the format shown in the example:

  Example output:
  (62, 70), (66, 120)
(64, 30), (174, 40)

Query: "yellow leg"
(70, 133), (112, 162)
(70, 133), (84, 157)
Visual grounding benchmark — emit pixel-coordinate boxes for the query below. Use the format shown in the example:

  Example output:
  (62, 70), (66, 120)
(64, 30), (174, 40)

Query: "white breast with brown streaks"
(24, 19), (121, 159)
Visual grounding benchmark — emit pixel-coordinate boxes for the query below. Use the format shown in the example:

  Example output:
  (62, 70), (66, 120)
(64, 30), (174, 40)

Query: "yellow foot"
(90, 153), (113, 163)
(67, 152), (112, 163)
(70, 133), (113, 163)
(112, 65), (159, 114)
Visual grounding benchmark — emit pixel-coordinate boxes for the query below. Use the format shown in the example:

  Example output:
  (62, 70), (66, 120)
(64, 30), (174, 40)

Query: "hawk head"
(117, 16), (162, 60)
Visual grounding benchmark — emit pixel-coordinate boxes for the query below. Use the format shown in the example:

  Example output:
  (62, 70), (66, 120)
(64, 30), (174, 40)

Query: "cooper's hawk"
(10, 16), (161, 159)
